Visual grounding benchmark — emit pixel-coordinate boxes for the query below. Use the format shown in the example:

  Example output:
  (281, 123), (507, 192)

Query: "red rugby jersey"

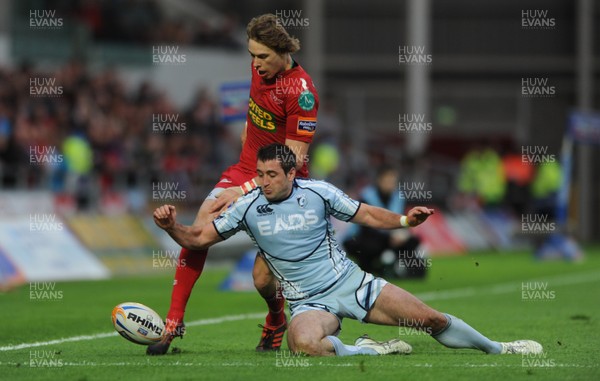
(237, 61), (319, 178)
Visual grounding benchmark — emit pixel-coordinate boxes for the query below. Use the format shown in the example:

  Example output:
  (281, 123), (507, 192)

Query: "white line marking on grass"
(0, 313), (265, 352)
(3, 270), (600, 352)
(1, 361), (597, 369)
(0, 332), (118, 352)
(415, 270), (600, 302)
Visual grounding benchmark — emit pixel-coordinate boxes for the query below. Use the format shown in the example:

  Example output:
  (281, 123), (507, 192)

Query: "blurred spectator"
(530, 161), (562, 219)
(458, 143), (506, 208)
(311, 96), (345, 183)
(502, 144), (534, 215)
(310, 143), (340, 180)
(529, 161), (582, 261)
(62, 134), (93, 209)
(343, 166), (427, 279)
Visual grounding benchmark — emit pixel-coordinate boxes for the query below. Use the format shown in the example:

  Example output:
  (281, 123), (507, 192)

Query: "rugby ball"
(111, 302), (165, 345)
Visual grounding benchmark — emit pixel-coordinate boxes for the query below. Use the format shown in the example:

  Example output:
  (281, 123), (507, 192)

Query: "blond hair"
(246, 14), (300, 54)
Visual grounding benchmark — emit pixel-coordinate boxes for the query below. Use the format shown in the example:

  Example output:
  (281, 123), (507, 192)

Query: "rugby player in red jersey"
(147, 14), (319, 355)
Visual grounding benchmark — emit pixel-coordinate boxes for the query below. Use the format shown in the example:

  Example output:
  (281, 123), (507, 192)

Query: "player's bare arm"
(209, 187), (245, 215)
(153, 205), (222, 250)
(208, 122), (248, 214)
(352, 204), (434, 229)
(209, 139), (303, 214)
(241, 121), (248, 146)
(285, 138), (310, 170)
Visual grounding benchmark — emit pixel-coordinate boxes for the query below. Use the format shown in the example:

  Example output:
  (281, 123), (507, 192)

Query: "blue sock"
(432, 314), (502, 354)
(326, 336), (378, 356)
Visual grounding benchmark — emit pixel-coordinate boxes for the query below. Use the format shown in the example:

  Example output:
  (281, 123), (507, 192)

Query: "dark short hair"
(257, 143), (296, 174)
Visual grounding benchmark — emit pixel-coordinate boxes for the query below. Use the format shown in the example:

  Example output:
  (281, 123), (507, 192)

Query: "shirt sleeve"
(285, 76), (319, 143)
(212, 197), (249, 240)
(321, 182), (360, 222)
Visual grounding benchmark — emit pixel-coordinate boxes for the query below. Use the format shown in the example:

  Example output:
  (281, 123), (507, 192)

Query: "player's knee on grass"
(288, 311), (338, 356)
(288, 333), (326, 356)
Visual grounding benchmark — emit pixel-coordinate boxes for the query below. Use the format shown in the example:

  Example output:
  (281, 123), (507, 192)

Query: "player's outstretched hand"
(406, 206), (435, 227)
(154, 205), (177, 230)
(209, 188), (242, 214)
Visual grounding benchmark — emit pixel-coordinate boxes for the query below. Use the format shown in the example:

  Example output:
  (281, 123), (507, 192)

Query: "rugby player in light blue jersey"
(153, 143), (543, 357)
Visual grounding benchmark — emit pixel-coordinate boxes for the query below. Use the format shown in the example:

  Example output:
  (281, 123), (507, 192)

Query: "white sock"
(326, 336), (378, 356)
(432, 313), (502, 354)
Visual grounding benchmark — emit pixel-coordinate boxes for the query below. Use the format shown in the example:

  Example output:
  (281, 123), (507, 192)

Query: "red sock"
(265, 294), (286, 326)
(166, 247), (208, 323)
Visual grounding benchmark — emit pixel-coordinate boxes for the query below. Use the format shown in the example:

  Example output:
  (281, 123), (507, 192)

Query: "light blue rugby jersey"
(213, 178), (361, 301)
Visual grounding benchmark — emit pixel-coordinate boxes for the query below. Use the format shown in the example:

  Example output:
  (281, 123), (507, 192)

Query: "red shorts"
(214, 164), (255, 189)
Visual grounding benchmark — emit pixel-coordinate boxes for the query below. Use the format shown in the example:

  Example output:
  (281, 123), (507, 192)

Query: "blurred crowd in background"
(0, 61), (239, 210)
(38, 0), (242, 48)
(456, 144), (561, 217)
(0, 58), (561, 219)
(0, 0), (566, 221)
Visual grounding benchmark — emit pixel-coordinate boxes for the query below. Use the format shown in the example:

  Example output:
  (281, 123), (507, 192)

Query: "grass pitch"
(1, 248), (599, 381)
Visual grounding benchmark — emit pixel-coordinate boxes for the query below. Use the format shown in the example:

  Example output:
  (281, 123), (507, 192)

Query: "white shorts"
(288, 262), (388, 325)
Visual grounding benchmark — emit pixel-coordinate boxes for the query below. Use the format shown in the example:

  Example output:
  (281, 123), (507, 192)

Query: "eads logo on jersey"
(248, 97), (276, 132)
(257, 210), (319, 236)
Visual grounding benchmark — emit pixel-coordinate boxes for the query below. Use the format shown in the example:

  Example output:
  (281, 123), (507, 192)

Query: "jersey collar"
(264, 180), (297, 204)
